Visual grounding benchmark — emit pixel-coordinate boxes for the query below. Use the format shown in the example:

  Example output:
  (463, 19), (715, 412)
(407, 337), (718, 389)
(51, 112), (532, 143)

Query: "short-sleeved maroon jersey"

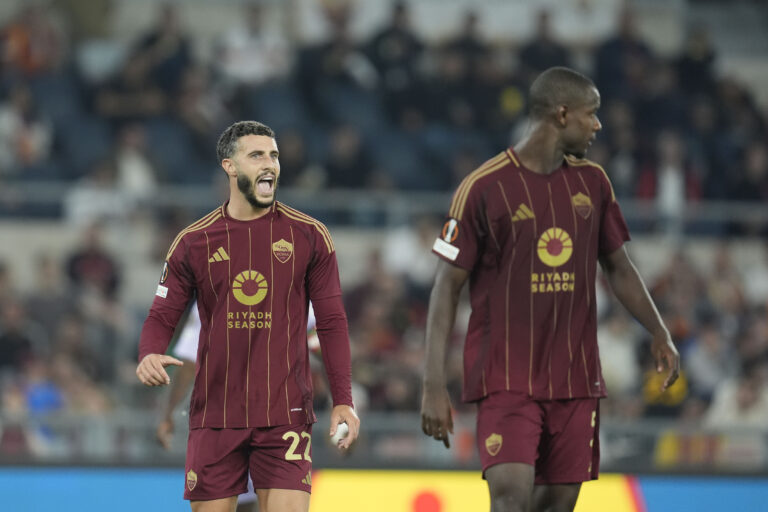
(433, 149), (630, 402)
(139, 201), (352, 428)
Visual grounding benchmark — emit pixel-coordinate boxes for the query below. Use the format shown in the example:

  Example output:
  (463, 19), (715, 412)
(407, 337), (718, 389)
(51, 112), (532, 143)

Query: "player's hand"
(136, 354), (183, 386)
(156, 417), (174, 450)
(330, 404), (360, 450)
(651, 332), (680, 391)
(421, 384), (453, 448)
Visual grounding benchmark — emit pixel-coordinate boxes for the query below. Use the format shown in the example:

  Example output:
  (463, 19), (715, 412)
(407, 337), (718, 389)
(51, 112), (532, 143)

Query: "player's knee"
(490, 493), (529, 512)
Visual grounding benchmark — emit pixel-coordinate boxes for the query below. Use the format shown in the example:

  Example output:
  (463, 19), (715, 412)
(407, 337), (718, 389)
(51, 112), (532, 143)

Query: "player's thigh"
(485, 462), (536, 512)
(532, 483), (582, 512)
(256, 488), (310, 512)
(191, 496), (238, 512)
(186, 428), (251, 502)
(476, 391), (545, 476)
(249, 423), (313, 494)
(536, 398), (600, 485)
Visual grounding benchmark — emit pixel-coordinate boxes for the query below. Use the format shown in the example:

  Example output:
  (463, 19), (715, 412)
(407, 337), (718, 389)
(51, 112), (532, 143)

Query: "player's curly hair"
(216, 121), (275, 163)
(529, 67), (596, 120)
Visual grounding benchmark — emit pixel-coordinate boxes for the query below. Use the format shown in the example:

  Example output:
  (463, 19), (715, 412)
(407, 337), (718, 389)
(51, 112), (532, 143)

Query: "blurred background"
(1, 0), (768, 510)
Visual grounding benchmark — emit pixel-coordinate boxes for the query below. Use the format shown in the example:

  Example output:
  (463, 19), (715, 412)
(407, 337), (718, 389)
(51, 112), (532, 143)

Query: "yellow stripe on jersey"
(506, 148), (520, 167)
(275, 203), (335, 253)
(166, 207), (223, 260)
(449, 152), (509, 220)
(565, 155), (616, 202)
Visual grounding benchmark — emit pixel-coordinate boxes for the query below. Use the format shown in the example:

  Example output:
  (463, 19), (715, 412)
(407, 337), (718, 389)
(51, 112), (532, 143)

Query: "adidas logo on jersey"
(301, 471), (312, 486)
(512, 204), (534, 222)
(208, 247), (230, 262)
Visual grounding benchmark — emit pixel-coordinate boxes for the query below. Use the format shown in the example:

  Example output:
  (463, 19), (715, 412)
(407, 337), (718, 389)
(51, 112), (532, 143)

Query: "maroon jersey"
(433, 149), (630, 402)
(140, 202), (352, 428)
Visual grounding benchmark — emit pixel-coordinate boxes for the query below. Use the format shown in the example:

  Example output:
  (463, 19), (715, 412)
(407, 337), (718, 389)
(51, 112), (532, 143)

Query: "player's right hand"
(156, 418), (174, 450)
(420, 385), (454, 449)
(136, 354), (183, 386)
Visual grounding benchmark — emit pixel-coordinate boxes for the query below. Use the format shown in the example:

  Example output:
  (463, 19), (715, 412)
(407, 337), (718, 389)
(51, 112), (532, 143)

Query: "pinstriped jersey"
(432, 149), (630, 402)
(139, 201), (350, 428)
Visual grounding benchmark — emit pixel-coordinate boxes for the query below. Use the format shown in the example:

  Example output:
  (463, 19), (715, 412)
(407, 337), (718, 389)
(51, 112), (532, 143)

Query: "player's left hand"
(651, 331), (680, 391)
(329, 404), (360, 450)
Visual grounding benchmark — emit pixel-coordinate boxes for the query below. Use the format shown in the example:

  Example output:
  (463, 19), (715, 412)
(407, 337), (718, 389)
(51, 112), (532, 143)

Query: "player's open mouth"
(256, 175), (275, 194)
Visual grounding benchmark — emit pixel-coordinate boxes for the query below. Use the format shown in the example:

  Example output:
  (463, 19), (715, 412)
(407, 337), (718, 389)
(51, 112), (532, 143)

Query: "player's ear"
(221, 159), (236, 178)
(556, 105), (568, 127)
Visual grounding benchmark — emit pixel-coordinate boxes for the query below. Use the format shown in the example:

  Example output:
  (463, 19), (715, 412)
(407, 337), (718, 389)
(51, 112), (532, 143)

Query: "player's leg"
(531, 398), (600, 512)
(236, 502), (258, 512)
(476, 392), (545, 512)
(531, 483), (581, 512)
(486, 462), (535, 512)
(255, 489), (310, 512)
(249, 423), (313, 512)
(191, 497), (238, 512)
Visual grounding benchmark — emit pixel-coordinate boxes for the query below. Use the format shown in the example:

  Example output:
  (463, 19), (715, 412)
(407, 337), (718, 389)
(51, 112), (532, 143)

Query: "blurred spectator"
(676, 25), (717, 97)
(597, 310), (642, 398)
(0, 84), (53, 177)
(364, 1), (424, 126)
(94, 55), (168, 123)
(0, 300), (46, 370)
(704, 362), (768, 431)
(176, 65), (230, 154)
(63, 158), (131, 226)
(594, 6), (653, 102)
(0, 3), (68, 77)
(381, 215), (441, 296)
(636, 131), (701, 238)
(274, 129), (323, 189)
(65, 222), (120, 299)
(684, 320), (737, 400)
(214, 2), (291, 93)
(129, 3), (192, 95)
(113, 123), (161, 205)
(517, 10), (571, 83)
(25, 254), (76, 336)
(324, 124), (376, 188)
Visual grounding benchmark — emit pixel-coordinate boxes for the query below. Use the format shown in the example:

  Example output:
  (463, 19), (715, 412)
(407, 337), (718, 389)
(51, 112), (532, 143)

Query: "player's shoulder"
(564, 154), (616, 200)
(274, 202), (335, 253)
(449, 150), (515, 220)
(166, 206), (225, 259)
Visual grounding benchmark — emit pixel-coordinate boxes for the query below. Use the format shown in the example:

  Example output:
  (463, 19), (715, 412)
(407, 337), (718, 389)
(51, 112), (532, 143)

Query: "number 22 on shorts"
(282, 431), (312, 462)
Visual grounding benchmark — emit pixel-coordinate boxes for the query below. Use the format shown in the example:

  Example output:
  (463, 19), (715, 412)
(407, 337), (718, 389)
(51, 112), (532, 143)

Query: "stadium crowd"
(1, 0), (768, 459)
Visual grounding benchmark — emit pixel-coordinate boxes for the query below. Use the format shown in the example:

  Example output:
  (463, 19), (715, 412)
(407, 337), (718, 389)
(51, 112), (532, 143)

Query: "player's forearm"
(313, 295), (353, 407)
(606, 261), (668, 338)
(423, 273), (463, 388)
(138, 310), (180, 361)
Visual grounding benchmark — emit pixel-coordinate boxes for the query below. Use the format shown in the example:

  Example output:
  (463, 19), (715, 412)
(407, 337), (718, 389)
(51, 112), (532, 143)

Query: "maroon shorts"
(184, 423), (313, 501)
(476, 391), (600, 485)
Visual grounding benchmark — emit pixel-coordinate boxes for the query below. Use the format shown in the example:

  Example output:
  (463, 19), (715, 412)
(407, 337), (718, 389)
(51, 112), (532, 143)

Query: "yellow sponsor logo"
(232, 270), (268, 306)
(272, 239), (294, 263)
(485, 433), (503, 456)
(537, 227), (573, 267)
(531, 271), (576, 293)
(227, 311), (271, 329)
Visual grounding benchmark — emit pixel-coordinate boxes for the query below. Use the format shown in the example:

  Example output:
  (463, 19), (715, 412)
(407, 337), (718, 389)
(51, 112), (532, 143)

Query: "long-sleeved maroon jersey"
(140, 201), (352, 429)
(433, 149), (630, 402)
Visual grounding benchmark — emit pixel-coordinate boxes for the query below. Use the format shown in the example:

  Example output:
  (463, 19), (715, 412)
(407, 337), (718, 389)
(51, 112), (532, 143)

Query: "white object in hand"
(330, 422), (349, 445)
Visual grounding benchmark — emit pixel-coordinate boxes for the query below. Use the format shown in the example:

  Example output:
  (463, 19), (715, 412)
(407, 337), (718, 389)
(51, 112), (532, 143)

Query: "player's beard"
(237, 173), (278, 209)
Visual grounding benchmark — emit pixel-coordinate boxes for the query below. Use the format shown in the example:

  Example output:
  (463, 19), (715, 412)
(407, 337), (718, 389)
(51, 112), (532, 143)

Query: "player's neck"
(513, 123), (565, 175)
(226, 194), (272, 221)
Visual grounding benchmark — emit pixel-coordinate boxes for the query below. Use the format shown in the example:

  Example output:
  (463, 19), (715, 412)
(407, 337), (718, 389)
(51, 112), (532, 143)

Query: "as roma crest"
(272, 239), (294, 263)
(485, 433), (503, 456)
(571, 192), (593, 219)
(186, 470), (198, 491)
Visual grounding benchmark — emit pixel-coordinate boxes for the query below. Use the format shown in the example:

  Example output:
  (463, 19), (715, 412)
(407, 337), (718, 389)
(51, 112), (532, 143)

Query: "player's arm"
(421, 259), (469, 448)
(136, 244), (195, 386)
(306, 226), (359, 450)
(599, 246), (680, 390)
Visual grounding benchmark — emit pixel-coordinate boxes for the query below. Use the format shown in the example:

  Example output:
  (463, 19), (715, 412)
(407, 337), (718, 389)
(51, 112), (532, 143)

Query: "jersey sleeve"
(306, 227), (353, 407)
(597, 170), (631, 256)
(172, 300), (201, 362)
(432, 182), (483, 271)
(138, 236), (196, 361)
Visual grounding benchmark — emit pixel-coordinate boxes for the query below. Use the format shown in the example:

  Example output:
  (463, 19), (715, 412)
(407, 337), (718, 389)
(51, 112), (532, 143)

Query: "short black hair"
(216, 121), (275, 163)
(528, 67), (597, 119)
